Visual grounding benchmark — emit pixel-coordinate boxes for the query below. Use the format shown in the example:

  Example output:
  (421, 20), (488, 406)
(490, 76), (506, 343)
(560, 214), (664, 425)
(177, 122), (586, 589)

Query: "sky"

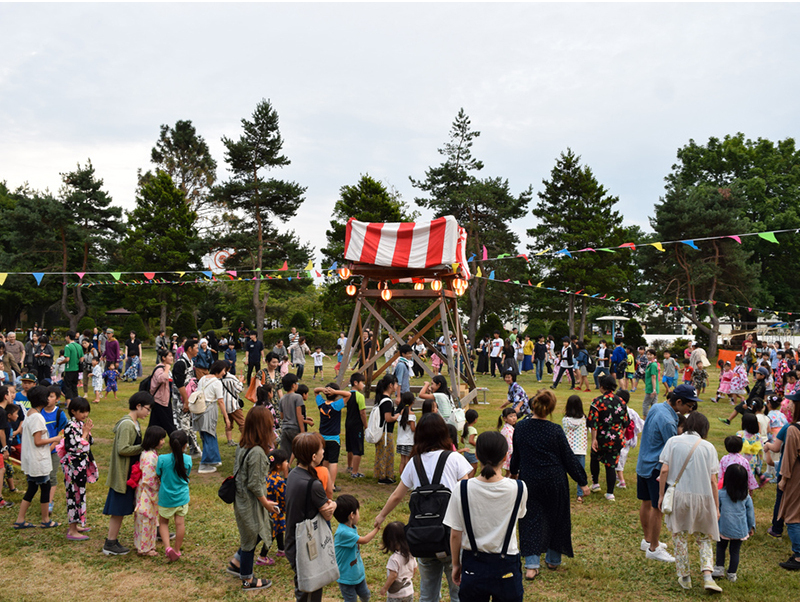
(2, 2), (799, 272)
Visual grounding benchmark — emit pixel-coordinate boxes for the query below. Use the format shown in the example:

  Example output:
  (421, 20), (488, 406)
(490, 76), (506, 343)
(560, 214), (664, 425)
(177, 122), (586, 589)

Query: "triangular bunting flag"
(329, 261), (338, 271)
(536, 248), (552, 256)
(482, 246), (488, 261)
(620, 242), (636, 250)
(537, 281), (544, 288)
(726, 235), (742, 244)
(143, 272), (155, 280)
(758, 232), (779, 244)
(597, 248), (616, 253)
(451, 263), (459, 273)
(202, 271), (212, 278)
(649, 242), (665, 252)
(76, 272), (86, 279)
(556, 249), (572, 258)
(680, 240), (699, 250)
(517, 254), (528, 262)
(0, 273), (7, 286)
(488, 270), (495, 280)
(33, 273), (44, 285)
(110, 272), (122, 281)
(497, 254), (510, 259)
(468, 254), (475, 262)
(476, 266), (482, 278)
(177, 271), (185, 277)
(577, 248), (596, 253)
(279, 261), (288, 271)
(227, 270), (237, 277)
(315, 270), (322, 277)
(305, 260), (313, 270)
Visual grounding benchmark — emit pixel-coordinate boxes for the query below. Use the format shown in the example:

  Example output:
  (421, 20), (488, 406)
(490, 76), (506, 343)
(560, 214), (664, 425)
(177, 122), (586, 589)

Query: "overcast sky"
(2, 2), (798, 271)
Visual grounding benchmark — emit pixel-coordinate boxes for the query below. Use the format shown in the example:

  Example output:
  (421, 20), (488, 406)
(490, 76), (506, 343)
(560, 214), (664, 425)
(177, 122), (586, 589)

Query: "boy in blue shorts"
(661, 350), (677, 397)
(334, 494), (380, 602)
(314, 383), (350, 492)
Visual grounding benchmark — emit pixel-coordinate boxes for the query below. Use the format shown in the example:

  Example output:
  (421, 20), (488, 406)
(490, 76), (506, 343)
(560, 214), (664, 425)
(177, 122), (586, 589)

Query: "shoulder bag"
(662, 437), (702, 514)
(295, 477), (339, 592)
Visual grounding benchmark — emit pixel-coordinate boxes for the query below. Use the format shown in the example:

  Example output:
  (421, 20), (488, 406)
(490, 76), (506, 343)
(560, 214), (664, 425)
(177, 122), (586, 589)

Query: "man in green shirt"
(59, 331), (83, 403)
(642, 348), (660, 418)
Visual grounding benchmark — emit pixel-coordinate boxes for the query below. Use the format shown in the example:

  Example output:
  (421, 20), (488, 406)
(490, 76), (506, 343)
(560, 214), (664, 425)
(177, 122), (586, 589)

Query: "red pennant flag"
(315, 270), (322, 277)
(527, 280), (533, 286)
(517, 254), (529, 262)
(279, 261), (288, 271)
(619, 242), (636, 250)
(144, 272), (155, 280)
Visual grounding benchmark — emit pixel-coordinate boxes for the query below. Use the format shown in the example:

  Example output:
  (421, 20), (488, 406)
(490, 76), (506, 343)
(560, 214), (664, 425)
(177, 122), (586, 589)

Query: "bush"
(173, 312), (198, 340)
(289, 311), (311, 331)
(548, 320), (570, 340)
(667, 337), (692, 359)
(478, 313), (506, 341)
(200, 318), (216, 333)
(623, 319), (646, 349)
(123, 314), (149, 341)
(77, 316), (95, 334)
(522, 318), (548, 340)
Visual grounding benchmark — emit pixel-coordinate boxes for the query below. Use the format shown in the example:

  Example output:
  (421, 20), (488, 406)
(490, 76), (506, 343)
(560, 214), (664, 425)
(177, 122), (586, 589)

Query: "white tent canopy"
(595, 316), (631, 340)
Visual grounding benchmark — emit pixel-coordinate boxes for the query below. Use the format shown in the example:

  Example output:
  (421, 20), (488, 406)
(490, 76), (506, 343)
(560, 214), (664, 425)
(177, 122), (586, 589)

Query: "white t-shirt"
(489, 338), (504, 358)
(21, 411), (52, 477)
(400, 450), (472, 492)
(443, 478), (528, 555)
(311, 351), (326, 367)
(200, 375), (224, 403)
(396, 412), (416, 446)
(386, 552), (417, 599)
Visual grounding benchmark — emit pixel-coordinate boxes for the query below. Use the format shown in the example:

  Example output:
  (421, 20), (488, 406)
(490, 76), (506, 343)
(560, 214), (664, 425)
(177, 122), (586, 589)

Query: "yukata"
(103, 369), (119, 392)
(737, 430), (764, 478)
(586, 392), (630, 467)
(507, 382), (531, 418)
(60, 420), (96, 527)
(501, 423), (515, 471)
(134, 449), (160, 553)
(775, 359), (789, 397)
(266, 471), (286, 550)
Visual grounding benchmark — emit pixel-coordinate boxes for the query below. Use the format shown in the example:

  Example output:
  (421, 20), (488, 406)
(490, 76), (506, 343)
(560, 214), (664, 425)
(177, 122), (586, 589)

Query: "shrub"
(200, 318), (216, 333)
(667, 337), (692, 359)
(173, 312), (198, 340)
(289, 311), (311, 331)
(77, 316), (96, 334)
(522, 318), (548, 340)
(623, 319), (646, 349)
(123, 314), (148, 341)
(478, 313), (506, 341)
(548, 319), (570, 340)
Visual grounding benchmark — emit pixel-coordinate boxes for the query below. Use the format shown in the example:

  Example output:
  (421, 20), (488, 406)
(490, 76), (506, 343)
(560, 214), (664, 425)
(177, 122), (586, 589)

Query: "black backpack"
(404, 451), (452, 559)
(139, 365), (163, 394)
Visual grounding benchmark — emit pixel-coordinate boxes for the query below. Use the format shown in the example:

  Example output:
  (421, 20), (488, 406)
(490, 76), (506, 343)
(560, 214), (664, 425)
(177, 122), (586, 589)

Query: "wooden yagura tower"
(335, 217), (478, 405)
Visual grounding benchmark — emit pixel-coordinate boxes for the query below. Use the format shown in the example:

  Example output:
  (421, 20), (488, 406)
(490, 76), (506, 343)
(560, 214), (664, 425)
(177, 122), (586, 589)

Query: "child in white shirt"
(311, 347), (327, 380)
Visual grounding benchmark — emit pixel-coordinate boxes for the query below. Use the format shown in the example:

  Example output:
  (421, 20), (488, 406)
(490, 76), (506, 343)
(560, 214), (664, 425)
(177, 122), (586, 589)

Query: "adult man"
(383, 336), (397, 374)
(244, 331), (264, 385)
(593, 339), (610, 388)
(394, 345), (414, 395)
(533, 335), (548, 382)
(489, 331), (504, 377)
(59, 331), (83, 403)
(610, 338), (627, 380)
(337, 332), (348, 352)
(154, 330), (168, 356)
(288, 327), (299, 348)
(272, 340), (288, 363)
(172, 338), (201, 456)
(509, 327), (518, 345)
(103, 329), (119, 368)
(4, 332), (25, 368)
(636, 383), (700, 562)
(125, 331), (143, 377)
(288, 335), (311, 380)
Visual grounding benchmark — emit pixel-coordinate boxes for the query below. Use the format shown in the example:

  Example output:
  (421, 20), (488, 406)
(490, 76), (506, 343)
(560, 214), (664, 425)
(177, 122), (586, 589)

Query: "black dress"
(476, 341), (489, 374)
(510, 418), (587, 558)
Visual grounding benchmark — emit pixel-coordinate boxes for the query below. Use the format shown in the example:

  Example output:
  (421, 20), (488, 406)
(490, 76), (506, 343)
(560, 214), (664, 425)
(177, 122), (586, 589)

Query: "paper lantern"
(453, 278), (467, 290)
(431, 279), (442, 291)
(413, 282), (424, 290)
(345, 284), (357, 296)
(338, 267), (351, 280)
(381, 288), (393, 301)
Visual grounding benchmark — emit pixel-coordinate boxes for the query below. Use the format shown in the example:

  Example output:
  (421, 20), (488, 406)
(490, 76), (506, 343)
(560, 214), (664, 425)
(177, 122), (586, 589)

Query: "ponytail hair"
(476, 431), (507, 479)
(168, 429), (190, 483)
(462, 408), (479, 442)
(376, 373), (398, 397)
(398, 391), (414, 429)
(432, 375), (450, 398)
(497, 407), (516, 429)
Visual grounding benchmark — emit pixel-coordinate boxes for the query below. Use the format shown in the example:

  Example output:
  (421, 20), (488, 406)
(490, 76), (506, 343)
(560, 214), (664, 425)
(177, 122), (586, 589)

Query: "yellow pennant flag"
(649, 242), (665, 252)
(476, 266), (482, 277)
(537, 281), (544, 287)
(177, 271), (185, 277)
(305, 260), (313, 271)
(451, 262), (459, 273)
(536, 248), (552, 256)
(0, 273), (6, 286)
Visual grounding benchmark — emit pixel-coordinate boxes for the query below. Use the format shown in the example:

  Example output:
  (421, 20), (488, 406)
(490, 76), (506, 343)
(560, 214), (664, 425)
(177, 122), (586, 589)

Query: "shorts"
(396, 444), (412, 456)
(625, 372), (635, 380)
(49, 451), (61, 486)
(159, 503), (189, 519)
(314, 365), (323, 375)
(637, 468), (661, 509)
(0, 454), (4, 469)
(662, 375), (676, 388)
(28, 474), (50, 485)
(463, 451), (477, 465)
(579, 366), (588, 377)
(323, 440), (340, 464)
(345, 426), (365, 456)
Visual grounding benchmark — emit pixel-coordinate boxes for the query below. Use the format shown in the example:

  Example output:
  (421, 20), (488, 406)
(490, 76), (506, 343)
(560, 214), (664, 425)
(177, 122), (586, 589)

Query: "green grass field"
(0, 351), (795, 601)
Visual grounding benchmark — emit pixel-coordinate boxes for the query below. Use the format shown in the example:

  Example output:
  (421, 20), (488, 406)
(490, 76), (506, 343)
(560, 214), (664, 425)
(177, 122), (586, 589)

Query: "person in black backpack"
(374, 413), (472, 602)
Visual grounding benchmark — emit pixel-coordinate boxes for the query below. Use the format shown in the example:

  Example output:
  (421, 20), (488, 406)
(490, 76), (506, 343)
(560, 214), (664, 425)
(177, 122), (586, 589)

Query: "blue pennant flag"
(33, 273), (44, 285)
(556, 248), (572, 258)
(468, 254), (475, 262)
(330, 261), (338, 271)
(680, 240), (699, 250)
(489, 270), (495, 280)
(202, 271), (212, 278)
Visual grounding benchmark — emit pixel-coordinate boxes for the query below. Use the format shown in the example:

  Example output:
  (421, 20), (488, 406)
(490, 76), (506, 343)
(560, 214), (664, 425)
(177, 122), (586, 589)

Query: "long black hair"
(168, 430), (190, 483)
(432, 375), (450, 398)
(476, 431), (508, 479)
(723, 463), (749, 503)
(461, 408), (479, 442)
(397, 391), (415, 430)
(376, 373), (398, 398)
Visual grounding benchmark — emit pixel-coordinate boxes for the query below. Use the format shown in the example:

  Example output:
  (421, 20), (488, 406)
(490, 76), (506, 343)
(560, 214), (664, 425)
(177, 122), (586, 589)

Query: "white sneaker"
(646, 547), (675, 563)
(197, 465), (217, 474)
(726, 572), (737, 582)
(711, 565), (725, 579)
(640, 539), (668, 552)
(678, 576), (692, 590)
(605, 493), (616, 502)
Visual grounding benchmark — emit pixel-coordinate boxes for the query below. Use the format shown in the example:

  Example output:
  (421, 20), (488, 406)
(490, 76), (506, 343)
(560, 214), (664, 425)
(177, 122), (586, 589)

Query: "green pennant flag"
(110, 272), (122, 281)
(497, 253), (511, 259)
(758, 231), (779, 244)
(597, 248), (617, 253)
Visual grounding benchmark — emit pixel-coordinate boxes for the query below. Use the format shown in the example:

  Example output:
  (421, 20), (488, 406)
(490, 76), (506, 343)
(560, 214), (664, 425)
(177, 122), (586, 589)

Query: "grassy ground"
(0, 351), (795, 601)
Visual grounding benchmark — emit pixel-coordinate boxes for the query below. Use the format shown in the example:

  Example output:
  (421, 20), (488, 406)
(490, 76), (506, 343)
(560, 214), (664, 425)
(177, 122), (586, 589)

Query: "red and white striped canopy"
(344, 216), (470, 279)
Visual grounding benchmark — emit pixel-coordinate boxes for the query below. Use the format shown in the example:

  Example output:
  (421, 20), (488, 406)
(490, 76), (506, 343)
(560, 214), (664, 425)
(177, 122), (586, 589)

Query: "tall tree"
(527, 149), (636, 338)
(410, 109), (532, 342)
(150, 120), (217, 228)
(59, 160), (125, 330)
(212, 99), (307, 341)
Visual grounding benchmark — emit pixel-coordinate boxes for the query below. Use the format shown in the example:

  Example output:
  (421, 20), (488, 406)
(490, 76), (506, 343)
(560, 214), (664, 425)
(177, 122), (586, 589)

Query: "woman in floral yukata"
(503, 367), (531, 418)
(586, 374), (630, 501)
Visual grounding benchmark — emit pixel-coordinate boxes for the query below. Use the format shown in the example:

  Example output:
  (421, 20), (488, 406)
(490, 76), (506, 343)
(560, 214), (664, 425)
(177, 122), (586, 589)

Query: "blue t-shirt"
(636, 401), (679, 478)
(316, 394), (345, 443)
(14, 392), (31, 417)
(40, 407), (69, 439)
(776, 423), (791, 474)
(156, 452), (192, 508)
(610, 346), (627, 371)
(335, 523), (365, 585)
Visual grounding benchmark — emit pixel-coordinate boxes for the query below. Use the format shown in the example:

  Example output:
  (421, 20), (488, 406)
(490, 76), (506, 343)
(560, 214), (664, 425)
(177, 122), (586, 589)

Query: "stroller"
(121, 356), (141, 382)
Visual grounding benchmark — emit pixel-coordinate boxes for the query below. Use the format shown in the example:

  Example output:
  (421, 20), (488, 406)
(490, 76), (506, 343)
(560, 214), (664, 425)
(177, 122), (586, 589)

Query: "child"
(763, 362), (775, 395)
(713, 362), (734, 404)
(775, 351), (789, 396)
(719, 435), (759, 493)
(13, 386), (61, 529)
(632, 346), (647, 392)
(156, 429), (192, 562)
(728, 355), (748, 405)
(662, 350), (678, 397)
(90, 357), (103, 403)
(334, 344), (343, 373)
(624, 346), (635, 390)
(783, 370), (798, 398)
(53, 351), (65, 384)
(615, 389), (644, 490)
(753, 399), (769, 443)
(256, 449), (288, 565)
(395, 391), (416, 475)
(3, 403), (20, 495)
(461, 408), (479, 475)
(103, 362), (119, 400)
(345, 372), (367, 479)
(334, 494), (380, 602)
(712, 464), (755, 583)
(60, 397), (96, 540)
(41, 385), (68, 514)
(311, 346), (327, 380)
(562, 395), (588, 501)
(314, 383), (350, 492)
(224, 341), (237, 375)
(447, 424), (459, 453)
(768, 395), (788, 439)
(682, 359), (694, 386)
(379, 521), (417, 602)
(692, 361), (708, 394)
(134, 425), (167, 556)
(497, 407), (517, 476)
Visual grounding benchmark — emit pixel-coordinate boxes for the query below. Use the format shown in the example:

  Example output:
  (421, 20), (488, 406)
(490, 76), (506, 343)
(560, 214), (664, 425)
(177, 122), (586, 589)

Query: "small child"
(395, 391), (416, 475)
(103, 362), (119, 400)
(625, 347), (635, 390)
(752, 400), (769, 443)
(60, 396), (96, 539)
(615, 389), (644, 489)
(719, 435), (759, 492)
(692, 361), (708, 394)
(712, 464), (755, 583)
(3, 403), (20, 495)
(257, 449), (288, 565)
(41, 385), (68, 514)
(562, 395), (588, 501)
(334, 494), (380, 602)
(713, 362), (734, 404)
(156, 429), (192, 561)
(632, 347), (647, 392)
(334, 344), (343, 373)
(737, 413), (766, 486)
(311, 347), (327, 380)
(380, 521), (417, 602)
(314, 383), (350, 492)
(762, 362), (775, 394)
(134, 425), (167, 556)
(682, 359), (694, 385)
(224, 341), (237, 375)
(53, 351), (65, 384)
(13, 386), (61, 529)
(783, 370), (798, 398)
(767, 395), (788, 439)
(497, 407), (517, 476)
(90, 357), (103, 403)
(661, 350), (678, 397)
(460, 408), (479, 475)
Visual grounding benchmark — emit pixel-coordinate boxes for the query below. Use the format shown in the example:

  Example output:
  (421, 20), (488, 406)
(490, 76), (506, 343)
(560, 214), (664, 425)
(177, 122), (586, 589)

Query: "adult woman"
(255, 352), (283, 435)
(521, 335), (534, 373)
(574, 341), (591, 392)
(373, 373), (399, 484)
(419, 375), (454, 425)
(81, 339), (98, 396)
(551, 337), (575, 389)
(502, 368), (531, 418)
(375, 413), (473, 602)
(777, 394), (800, 570)
(502, 339), (518, 375)
(194, 338), (213, 379)
(33, 334), (54, 383)
(148, 350), (176, 435)
(476, 336), (489, 375)
(193, 360), (232, 474)
(658, 412), (722, 592)
(286, 432), (337, 601)
(229, 406), (278, 590)
(510, 389), (589, 579)
(587, 374), (630, 500)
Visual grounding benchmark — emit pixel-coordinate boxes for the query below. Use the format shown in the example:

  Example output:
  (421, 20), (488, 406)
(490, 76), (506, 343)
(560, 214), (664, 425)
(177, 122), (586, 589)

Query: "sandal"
(225, 562), (241, 577)
(138, 550), (159, 557)
(40, 520), (60, 529)
(525, 568), (539, 581)
(576, 496), (583, 503)
(242, 578), (272, 590)
(546, 563), (559, 570)
(13, 521), (36, 529)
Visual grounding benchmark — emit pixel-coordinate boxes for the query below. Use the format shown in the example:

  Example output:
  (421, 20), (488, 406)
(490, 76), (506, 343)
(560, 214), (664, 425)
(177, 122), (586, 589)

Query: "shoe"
(102, 539), (130, 556)
(703, 577), (722, 592)
(66, 533), (89, 541)
(617, 481), (627, 489)
(166, 546), (181, 562)
(345, 467), (353, 475)
(157, 531), (176, 541)
(711, 565), (724, 579)
(780, 556), (800, 570)
(242, 578), (272, 590)
(377, 478), (396, 485)
(197, 465), (217, 474)
(351, 473), (365, 478)
(605, 493), (615, 502)
(678, 576), (692, 590)
(0, 499), (13, 508)
(630, 388), (637, 393)
(726, 572), (737, 582)
(718, 418), (730, 425)
(256, 555), (275, 566)
(767, 527), (782, 538)
(640, 539), (668, 552)
(190, 452), (202, 458)
(275, 550), (285, 558)
(213, 462), (223, 467)
(227, 440), (237, 447)
(225, 562), (241, 577)
(584, 388), (591, 392)
(646, 547), (675, 563)
(332, 485), (340, 492)
(590, 484), (601, 492)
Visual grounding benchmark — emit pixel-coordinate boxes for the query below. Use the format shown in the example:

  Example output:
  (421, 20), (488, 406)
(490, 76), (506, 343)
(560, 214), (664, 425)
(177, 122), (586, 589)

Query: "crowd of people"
(1, 324), (800, 601)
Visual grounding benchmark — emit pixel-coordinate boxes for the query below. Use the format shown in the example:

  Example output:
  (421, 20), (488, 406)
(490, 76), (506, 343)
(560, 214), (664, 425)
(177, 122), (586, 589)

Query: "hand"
(581, 485), (591, 497)
(374, 513), (385, 529)
(591, 439), (598, 453)
(657, 496), (663, 512)
(183, 403), (189, 413)
(86, 418), (93, 430)
(452, 565), (461, 587)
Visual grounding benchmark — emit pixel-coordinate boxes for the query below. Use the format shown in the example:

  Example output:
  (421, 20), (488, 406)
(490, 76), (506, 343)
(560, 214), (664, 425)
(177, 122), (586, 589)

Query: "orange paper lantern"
(431, 279), (442, 291)
(381, 288), (393, 301)
(346, 284), (357, 296)
(338, 267), (351, 280)
(413, 282), (424, 290)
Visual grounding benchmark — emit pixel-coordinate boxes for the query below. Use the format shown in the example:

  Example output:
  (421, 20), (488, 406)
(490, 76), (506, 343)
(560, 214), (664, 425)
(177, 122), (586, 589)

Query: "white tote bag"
(295, 480), (339, 593)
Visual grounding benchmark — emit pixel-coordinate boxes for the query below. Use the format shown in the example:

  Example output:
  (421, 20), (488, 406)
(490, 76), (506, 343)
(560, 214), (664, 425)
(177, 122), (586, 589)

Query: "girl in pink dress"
(497, 408), (517, 476)
(133, 426), (167, 556)
(713, 362), (734, 404)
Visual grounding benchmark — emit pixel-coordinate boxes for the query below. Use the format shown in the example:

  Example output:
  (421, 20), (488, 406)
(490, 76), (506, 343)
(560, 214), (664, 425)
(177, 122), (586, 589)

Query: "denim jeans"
(339, 579), (370, 602)
(573, 454), (586, 498)
(535, 358), (544, 381)
(418, 555), (459, 602)
(238, 547), (255, 580)
(593, 366), (609, 388)
(525, 549), (561, 569)
(788, 522), (800, 556)
(199, 431), (221, 464)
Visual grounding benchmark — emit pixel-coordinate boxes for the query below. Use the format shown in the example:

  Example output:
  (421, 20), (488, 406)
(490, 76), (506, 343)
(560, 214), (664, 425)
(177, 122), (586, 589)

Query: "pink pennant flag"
(619, 242), (636, 250)
(577, 248), (596, 253)
(76, 272), (85, 279)
(227, 270), (237, 277)
(727, 235), (742, 244)
(482, 246), (488, 261)
(143, 272), (155, 280)
(748, 307), (753, 312)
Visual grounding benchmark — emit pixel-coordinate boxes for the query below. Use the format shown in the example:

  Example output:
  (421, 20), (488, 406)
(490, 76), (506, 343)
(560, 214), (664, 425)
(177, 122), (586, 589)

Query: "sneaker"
(726, 572), (737, 582)
(678, 576), (692, 590)
(605, 493), (616, 502)
(351, 472), (365, 478)
(256, 555), (275, 566)
(767, 527), (782, 538)
(377, 478), (396, 485)
(213, 462), (223, 467)
(779, 556), (800, 570)
(703, 577), (722, 592)
(640, 539), (668, 552)
(275, 550), (286, 558)
(590, 484), (601, 492)
(617, 481), (627, 489)
(197, 465), (217, 474)
(102, 539), (130, 556)
(646, 547), (675, 563)
(227, 440), (237, 447)
(718, 418), (730, 425)
(711, 565), (725, 579)
(0, 499), (13, 509)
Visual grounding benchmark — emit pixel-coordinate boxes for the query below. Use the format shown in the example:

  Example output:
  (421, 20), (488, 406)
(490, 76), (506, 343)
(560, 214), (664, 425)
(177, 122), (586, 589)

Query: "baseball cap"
(106, 328), (114, 334)
(671, 384), (702, 403)
(20, 373), (37, 383)
(756, 366), (770, 377)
